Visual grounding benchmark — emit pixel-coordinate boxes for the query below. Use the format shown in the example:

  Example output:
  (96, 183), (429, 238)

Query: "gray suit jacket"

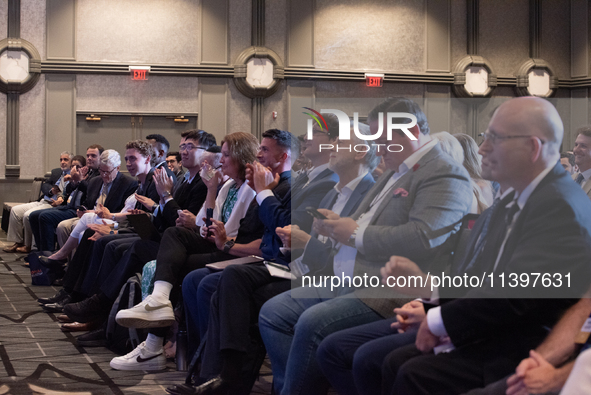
(352, 143), (473, 318)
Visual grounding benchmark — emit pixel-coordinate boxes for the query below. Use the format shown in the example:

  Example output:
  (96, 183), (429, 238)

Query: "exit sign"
(365, 73), (384, 87)
(129, 65), (150, 80)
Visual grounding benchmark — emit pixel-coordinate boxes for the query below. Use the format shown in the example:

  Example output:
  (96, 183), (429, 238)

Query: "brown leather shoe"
(15, 245), (31, 254)
(2, 243), (21, 253)
(60, 321), (101, 332)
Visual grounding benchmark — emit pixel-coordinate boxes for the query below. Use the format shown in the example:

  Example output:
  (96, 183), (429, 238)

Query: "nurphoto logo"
(303, 108), (417, 153)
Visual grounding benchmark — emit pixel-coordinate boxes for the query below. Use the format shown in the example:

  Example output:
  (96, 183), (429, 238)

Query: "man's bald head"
(480, 97), (564, 192)
(493, 97), (563, 158)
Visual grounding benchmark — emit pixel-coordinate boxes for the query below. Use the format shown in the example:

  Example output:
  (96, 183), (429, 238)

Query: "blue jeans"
(30, 206), (76, 251)
(182, 268), (222, 360)
(259, 287), (383, 395)
(317, 318), (417, 395)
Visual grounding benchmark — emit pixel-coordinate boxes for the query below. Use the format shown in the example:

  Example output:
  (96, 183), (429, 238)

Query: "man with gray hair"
(3, 151), (72, 254)
(54, 150), (138, 254)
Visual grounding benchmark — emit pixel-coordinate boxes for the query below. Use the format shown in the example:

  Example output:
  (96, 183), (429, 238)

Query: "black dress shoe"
(38, 288), (70, 305)
(166, 384), (194, 395)
(76, 328), (108, 347)
(39, 255), (67, 268)
(63, 294), (111, 323)
(191, 376), (233, 395)
(41, 294), (72, 313)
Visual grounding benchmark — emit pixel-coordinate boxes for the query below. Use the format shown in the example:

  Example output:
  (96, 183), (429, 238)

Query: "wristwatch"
(161, 190), (172, 198)
(348, 225), (360, 247)
(111, 215), (116, 221)
(151, 203), (158, 213)
(223, 239), (235, 254)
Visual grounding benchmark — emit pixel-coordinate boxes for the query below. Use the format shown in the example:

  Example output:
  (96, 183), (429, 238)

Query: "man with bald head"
(379, 97), (591, 395)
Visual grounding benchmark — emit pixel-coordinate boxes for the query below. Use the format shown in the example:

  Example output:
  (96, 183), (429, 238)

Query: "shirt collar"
(579, 167), (591, 181)
(514, 165), (554, 209)
(335, 171), (368, 195)
(398, 138), (437, 174)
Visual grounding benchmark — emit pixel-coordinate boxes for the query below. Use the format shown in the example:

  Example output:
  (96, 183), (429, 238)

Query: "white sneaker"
(115, 295), (175, 328)
(110, 341), (166, 371)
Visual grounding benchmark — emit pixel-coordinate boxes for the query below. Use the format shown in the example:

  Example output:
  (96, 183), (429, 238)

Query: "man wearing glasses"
(54, 150), (138, 249)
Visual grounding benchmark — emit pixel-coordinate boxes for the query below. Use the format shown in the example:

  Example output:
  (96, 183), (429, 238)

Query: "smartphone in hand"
(205, 208), (214, 237)
(306, 207), (327, 220)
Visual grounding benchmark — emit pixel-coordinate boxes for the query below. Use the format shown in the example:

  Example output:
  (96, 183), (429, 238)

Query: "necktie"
(459, 192), (517, 274)
(97, 183), (109, 206)
(576, 173), (585, 186)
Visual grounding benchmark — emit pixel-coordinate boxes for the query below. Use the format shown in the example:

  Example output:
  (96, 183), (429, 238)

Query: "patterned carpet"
(0, 230), (274, 395)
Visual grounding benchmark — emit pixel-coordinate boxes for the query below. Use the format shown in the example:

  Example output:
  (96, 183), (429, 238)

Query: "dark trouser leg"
(35, 207), (75, 252)
(153, 226), (218, 285)
(316, 318), (416, 395)
(382, 344), (485, 395)
(201, 264), (290, 382)
(100, 239), (160, 301)
(81, 235), (140, 296)
(62, 229), (96, 296)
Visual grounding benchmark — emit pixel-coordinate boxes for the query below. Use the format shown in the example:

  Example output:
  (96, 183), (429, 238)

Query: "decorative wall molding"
(514, 58), (558, 97)
(0, 38), (42, 94)
(28, 60), (591, 91)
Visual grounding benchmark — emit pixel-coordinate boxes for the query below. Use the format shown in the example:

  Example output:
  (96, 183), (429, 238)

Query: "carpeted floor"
(0, 230), (274, 395)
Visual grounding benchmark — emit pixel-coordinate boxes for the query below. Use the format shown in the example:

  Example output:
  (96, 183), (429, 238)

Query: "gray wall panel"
(571, 0), (588, 77)
(199, 79), (228, 143)
(229, 0), (250, 64)
(425, 85), (451, 133)
(21, 0), (46, 59)
(451, 0), (467, 66)
(77, 0), (199, 64)
(46, 0), (75, 60)
(19, 76), (45, 177)
(227, 81), (251, 136)
(45, 75), (75, 171)
(288, 0), (314, 67)
(76, 75), (199, 114)
(264, 83), (288, 132)
(479, 0), (529, 76)
(0, 91), (5, 177)
(0, 0), (7, 40)
(315, 0), (424, 72)
(541, 0), (570, 79)
(202, 0), (229, 64)
(266, 0), (287, 60)
(288, 84), (314, 139)
(426, 0), (450, 72)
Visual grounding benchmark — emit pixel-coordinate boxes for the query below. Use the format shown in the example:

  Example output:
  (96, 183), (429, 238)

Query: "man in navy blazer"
(380, 97), (591, 395)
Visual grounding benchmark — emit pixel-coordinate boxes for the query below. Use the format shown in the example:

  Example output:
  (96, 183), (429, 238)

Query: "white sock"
(151, 281), (173, 304)
(144, 333), (163, 353)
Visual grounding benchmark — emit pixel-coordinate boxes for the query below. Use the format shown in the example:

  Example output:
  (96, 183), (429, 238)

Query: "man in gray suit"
(258, 97), (473, 395)
(572, 126), (591, 199)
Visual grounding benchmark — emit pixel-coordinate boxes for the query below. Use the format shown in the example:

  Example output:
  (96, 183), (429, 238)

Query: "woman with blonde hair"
(453, 133), (494, 213)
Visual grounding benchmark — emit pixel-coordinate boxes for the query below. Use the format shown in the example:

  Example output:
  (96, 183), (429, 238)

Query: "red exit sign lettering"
(129, 66), (150, 81)
(133, 70), (147, 80)
(365, 73), (384, 87)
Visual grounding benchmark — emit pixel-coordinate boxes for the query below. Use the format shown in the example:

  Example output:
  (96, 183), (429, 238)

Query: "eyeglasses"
(166, 159), (177, 164)
(482, 132), (546, 145)
(72, 164), (82, 170)
(99, 167), (117, 176)
(179, 144), (206, 152)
